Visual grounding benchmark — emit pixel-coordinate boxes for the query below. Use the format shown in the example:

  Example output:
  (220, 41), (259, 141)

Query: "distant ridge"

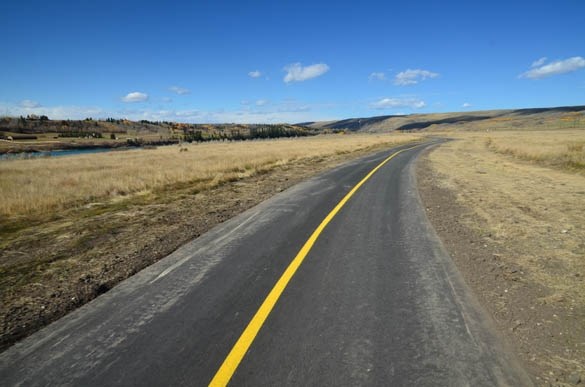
(302, 105), (585, 132)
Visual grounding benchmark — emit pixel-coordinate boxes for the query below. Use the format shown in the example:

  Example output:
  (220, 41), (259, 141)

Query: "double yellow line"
(210, 144), (422, 386)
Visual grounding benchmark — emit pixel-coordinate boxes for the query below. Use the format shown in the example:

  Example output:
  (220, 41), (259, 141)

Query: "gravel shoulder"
(416, 140), (585, 386)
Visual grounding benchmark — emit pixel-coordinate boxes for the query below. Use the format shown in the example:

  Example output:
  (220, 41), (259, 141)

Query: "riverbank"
(0, 138), (179, 156)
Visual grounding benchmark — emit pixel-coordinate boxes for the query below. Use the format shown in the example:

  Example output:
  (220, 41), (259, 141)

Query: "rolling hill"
(302, 105), (585, 133)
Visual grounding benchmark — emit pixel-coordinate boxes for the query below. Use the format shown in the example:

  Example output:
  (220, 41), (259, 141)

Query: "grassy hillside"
(305, 105), (585, 132)
(3, 105), (583, 154)
(0, 116), (317, 153)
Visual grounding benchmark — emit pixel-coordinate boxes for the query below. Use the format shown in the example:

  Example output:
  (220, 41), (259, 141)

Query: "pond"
(0, 147), (133, 161)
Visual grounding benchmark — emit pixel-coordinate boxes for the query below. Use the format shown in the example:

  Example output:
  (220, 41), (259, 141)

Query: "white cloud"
(283, 63), (329, 83)
(161, 97), (173, 103)
(248, 70), (262, 78)
(0, 102), (104, 120)
(462, 102), (472, 108)
(275, 99), (311, 113)
(280, 105), (310, 113)
(369, 72), (386, 81)
(394, 69), (439, 85)
(520, 56), (585, 79)
(20, 99), (41, 108)
(123, 107), (319, 124)
(169, 86), (190, 95)
(255, 99), (269, 106)
(370, 97), (426, 109)
(175, 109), (202, 117)
(0, 98), (332, 124)
(130, 98), (326, 123)
(122, 92), (149, 103)
(531, 57), (547, 67)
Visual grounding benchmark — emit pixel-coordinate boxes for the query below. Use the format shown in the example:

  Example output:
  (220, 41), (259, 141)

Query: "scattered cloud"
(531, 57), (547, 68)
(248, 70), (262, 78)
(275, 99), (311, 113)
(462, 102), (472, 108)
(127, 107), (318, 124)
(122, 92), (149, 103)
(520, 56), (585, 79)
(368, 72), (386, 81)
(0, 102), (103, 120)
(394, 69), (439, 85)
(281, 105), (310, 113)
(19, 99), (41, 108)
(283, 63), (329, 83)
(370, 97), (426, 109)
(161, 97), (173, 103)
(174, 109), (202, 118)
(241, 98), (309, 113)
(169, 86), (190, 95)
(0, 99), (329, 124)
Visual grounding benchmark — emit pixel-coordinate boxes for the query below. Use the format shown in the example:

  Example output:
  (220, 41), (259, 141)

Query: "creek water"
(0, 147), (133, 160)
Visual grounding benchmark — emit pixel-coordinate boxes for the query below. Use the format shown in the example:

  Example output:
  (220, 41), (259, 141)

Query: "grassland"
(0, 133), (422, 350)
(308, 105), (585, 133)
(0, 134), (421, 218)
(484, 131), (585, 172)
(419, 128), (585, 385)
(3, 108), (585, 384)
(0, 115), (318, 155)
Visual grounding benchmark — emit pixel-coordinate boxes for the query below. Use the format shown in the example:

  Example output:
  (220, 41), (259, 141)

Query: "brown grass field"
(2, 116), (585, 384)
(484, 132), (585, 172)
(0, 133), (422, 350)
(0, 134), (421, 218)
(420, 128), (585, 385)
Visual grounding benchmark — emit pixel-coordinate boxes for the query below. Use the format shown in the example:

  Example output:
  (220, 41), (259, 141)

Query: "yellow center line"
(209, 143), (424, 386)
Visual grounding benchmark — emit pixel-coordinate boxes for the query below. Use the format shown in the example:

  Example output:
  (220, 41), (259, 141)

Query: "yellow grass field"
(484, 131), (585, 171)
(428, 129), (585, 303)
(0, 132), (423, 350)
(423, 128), (585, 381)
(0, 133), (422, 218)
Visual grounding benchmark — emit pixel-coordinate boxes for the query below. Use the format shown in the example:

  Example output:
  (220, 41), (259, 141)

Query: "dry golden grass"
(484, 131), (585, 171)
(428, 130), (585, 302)
(0, 133), (421, 218)
(427, 130), (585, 375)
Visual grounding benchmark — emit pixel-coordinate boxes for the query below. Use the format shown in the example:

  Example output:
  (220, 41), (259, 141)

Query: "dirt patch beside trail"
(417, 149), (585, 387)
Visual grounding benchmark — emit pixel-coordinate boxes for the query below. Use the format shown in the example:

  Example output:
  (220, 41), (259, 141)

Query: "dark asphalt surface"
(0, 141), (532, 386)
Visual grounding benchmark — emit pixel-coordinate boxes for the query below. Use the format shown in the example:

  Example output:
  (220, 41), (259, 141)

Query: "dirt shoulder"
(0, 143), (412, 352)
(417, 140), (585, 386)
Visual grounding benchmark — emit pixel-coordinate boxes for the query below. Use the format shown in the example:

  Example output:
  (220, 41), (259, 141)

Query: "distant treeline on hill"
(0, 115), (161, 134)
(0, 115), (318, 142)
(57, 131), (104, 138)
(181, 124), (316, 142)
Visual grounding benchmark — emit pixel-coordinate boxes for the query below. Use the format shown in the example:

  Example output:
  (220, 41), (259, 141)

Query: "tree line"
(181, 124), (316, 142)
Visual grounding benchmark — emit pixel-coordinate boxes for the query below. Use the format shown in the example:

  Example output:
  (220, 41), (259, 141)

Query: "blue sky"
(1, 0), (584, 123)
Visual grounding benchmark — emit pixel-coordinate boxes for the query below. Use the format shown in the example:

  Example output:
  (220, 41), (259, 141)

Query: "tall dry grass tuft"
(567, 142), (584, 153)
(482, 130), (585, 171)
(0, 134), (421, 218)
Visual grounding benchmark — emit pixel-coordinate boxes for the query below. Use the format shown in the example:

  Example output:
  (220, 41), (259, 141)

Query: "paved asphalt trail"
(0, 141), (532, 386)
